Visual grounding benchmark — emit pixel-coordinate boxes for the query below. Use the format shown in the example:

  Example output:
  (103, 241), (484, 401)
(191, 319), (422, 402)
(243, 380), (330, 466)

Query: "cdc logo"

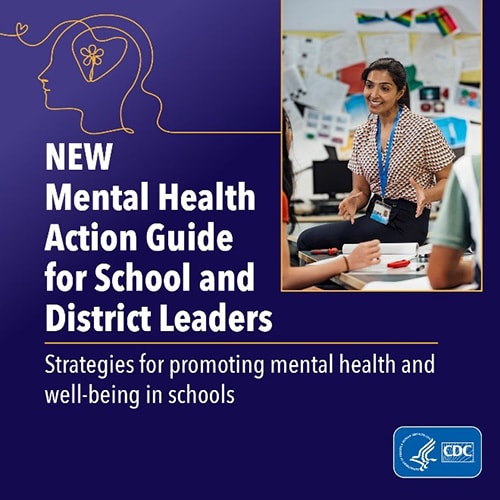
(393, 426), (482, 478)
(442, 442), (474, 462)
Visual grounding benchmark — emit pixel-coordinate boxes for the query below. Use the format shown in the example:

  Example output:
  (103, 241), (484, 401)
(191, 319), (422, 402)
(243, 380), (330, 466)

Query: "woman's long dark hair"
(282, 109), (297, 233)
(361, 57), (411, 109)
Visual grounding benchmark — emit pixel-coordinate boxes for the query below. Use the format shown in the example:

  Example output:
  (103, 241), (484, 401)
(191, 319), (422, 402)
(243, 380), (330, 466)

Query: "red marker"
(387, 259), (411, 268)
(311, 248), (339, 256)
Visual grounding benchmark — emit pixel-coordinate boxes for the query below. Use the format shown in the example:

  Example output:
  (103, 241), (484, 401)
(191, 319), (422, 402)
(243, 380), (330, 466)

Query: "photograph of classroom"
(281, 0), (481, 291)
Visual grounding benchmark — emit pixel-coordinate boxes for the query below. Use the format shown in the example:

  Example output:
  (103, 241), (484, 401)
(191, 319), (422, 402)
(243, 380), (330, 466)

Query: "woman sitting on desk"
(297, 57), (455, 252)
(282, 109), (381, 290)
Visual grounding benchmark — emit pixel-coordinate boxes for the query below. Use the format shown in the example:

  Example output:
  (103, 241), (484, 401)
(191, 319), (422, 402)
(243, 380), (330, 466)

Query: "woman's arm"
(425, 163), (453, 202)
(411, 163), (453, 217)
(350, 173), (371, 209)
(338, 173), (371, 224)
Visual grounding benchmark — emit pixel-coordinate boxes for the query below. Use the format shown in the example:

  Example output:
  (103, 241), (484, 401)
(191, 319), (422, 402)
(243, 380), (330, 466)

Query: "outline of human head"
(4, 14), (167, 135)
(1, 15), (279, 136)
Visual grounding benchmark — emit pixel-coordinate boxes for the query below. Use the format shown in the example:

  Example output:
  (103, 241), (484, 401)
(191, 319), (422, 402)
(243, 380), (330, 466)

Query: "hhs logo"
(393, 426), (482, 478)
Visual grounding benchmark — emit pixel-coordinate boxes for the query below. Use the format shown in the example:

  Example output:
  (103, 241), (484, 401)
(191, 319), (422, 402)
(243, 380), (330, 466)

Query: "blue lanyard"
(377, 106), (402, 200)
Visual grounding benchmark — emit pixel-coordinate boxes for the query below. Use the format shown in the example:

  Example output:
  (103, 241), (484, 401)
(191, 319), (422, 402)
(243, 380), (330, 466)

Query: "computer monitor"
(312, 159), (353, 198)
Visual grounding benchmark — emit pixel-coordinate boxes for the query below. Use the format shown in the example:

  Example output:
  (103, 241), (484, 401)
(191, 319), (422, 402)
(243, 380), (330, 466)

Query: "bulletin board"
(283, 31), (480, 84)
(282, 3), (482, 204)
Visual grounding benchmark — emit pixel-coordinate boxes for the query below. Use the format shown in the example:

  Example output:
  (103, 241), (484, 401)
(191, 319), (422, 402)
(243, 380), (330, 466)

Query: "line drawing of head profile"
(2, 14), (170, 135)
(1, 14), (277, 136)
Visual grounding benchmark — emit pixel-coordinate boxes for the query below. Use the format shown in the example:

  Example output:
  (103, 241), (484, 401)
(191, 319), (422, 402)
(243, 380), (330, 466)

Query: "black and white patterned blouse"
(348, 105), (455, 207)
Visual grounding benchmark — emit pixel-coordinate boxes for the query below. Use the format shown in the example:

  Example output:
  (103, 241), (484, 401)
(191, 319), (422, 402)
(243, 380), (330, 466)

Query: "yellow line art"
(79, 44), (105, 82)
(44, 341), (439, 345)
(1, 14), (280, 136)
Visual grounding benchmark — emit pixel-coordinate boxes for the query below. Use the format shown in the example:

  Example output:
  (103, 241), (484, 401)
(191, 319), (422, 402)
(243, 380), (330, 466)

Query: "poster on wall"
(0, 0), (495, 498)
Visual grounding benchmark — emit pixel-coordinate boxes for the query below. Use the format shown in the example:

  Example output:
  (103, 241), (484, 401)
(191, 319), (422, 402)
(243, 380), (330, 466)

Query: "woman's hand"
(346, 239), (381, 271)
(409, 177), (429, 218)
(338, 192), (364, 224)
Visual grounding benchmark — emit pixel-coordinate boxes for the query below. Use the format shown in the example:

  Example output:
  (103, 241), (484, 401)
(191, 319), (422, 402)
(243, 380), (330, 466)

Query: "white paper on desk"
(342, 242), (419, 256)
(363, 276), (432, 291)
(342, 242), (419, 274)
(363, 276), (478, 291)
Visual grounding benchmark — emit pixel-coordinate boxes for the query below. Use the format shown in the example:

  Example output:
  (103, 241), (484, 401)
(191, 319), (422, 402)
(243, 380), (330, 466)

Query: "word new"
(46, 143), (113, 170)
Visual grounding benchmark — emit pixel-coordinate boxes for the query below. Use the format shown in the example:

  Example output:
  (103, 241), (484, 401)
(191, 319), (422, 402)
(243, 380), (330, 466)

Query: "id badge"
(370, 200), (391, 225)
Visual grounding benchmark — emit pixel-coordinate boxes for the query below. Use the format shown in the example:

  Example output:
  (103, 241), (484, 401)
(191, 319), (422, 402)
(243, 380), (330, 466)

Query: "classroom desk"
(298, 250), (428, 290)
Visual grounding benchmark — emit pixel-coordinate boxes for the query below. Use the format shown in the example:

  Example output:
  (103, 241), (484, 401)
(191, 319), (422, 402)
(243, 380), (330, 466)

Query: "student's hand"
(347, 239), (381, 271)
(338, 192), (363, 224)
(409, 177), (428, 218)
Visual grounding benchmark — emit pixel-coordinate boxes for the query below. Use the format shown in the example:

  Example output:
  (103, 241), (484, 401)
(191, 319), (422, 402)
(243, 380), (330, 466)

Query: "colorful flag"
(416, 7), (460, 36)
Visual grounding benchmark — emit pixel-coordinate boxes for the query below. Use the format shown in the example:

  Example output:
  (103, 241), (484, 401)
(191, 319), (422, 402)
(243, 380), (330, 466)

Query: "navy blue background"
(0, 1), (495, 498)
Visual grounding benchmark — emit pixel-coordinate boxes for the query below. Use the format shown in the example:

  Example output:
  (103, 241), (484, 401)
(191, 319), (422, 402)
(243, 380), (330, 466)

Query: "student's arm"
(281, 224), (381, 290)
(427, 244), (474, 289)
(281, 224), (347, 290)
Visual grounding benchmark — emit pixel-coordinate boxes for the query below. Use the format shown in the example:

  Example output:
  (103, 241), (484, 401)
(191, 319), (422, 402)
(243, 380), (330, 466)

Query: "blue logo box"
(393, 426), (482, 478)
